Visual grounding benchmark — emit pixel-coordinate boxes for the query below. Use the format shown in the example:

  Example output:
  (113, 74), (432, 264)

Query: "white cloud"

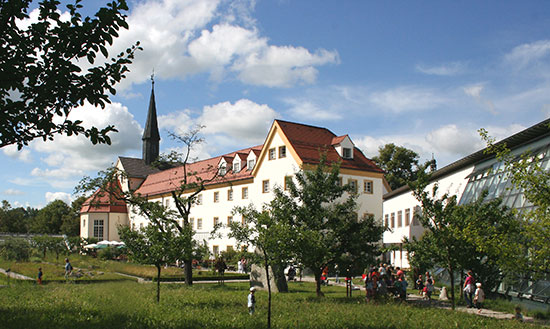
(426, 124), (485, 156)
(30, 102), (142, 181)
(284, 99), (341, 121)
(2, 145), (32, 162)
(369, 87), (448, 113)
(504, 40), (550, 69)
(416, 61), (466, 76)
(3, 189), (24, 196)
(463, 83), (497, 114)
(45, 192), (72, 205)
(199, 99), (278, 143)
(105, 0), (337, 89)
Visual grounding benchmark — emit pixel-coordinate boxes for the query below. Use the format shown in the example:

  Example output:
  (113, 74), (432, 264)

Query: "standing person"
(416, 275), (424, 295)
(248, 287), (256, 315)
(64, 258), (73, 280)
(37, 267), (43, 285)
(398, 275), (408, 301)
(474, 282), (485, 313)
(425, 278), (434, 301)
(238, 258), (244, 273)
(463, 270), (475, 308)
(335, 264), (340, 283)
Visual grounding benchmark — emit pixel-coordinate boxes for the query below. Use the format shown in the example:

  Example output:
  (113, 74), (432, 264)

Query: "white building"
(81, 84), (390, 256)
(382, 118), (550, 269)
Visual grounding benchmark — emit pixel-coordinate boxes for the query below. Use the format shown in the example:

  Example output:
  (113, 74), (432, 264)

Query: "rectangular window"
(190, 217), (194, 229)
(227, 189), (233, 201)
(248, 159), (255, 170)
(384, 214), (389, 228)
(262, 180), (270, 193)
(391, 213), (395, 228)
(226, 245), (233, 252)
(197, 218), (203, 230)
(227, 216), (233, 225)
(363, 180), (373, 194)
(343, 148), (352, 159)
(197, 194), (202, 205)
(338, 177), (343, 186)
(278, 146), (286, 158)
(83, 219), (86, 227)
(233, 162), (240, 172)
(213, 245), (219, 256)
(397, 210), (403, 227)
(213, 217), (219, 226)
(242, 187), (248, 199)
(348, 179), (358, 194)
(219, 165), (226, 176)
(93, 219), (104, 239)
(405, 208), (410, 226)
(214, 191), (219, 203)
(268, 148), (276, 160)
(284, 175), (292, 190)
(165, 198), (171, 207)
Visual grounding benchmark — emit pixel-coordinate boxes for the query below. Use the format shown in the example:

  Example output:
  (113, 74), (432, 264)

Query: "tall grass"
(0, 281), (539, 329)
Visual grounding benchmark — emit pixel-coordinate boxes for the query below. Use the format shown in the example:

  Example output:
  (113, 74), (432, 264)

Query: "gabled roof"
(331, 135), (348, 145)
(275, 120), (383, 173)
(383, 118), (550, 200)
(118, 157), (160, 178)
(80, 180), (128, 214)
(136, 145), (262, 197)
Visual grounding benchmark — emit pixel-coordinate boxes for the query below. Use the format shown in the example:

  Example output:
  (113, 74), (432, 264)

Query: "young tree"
(480, 128), (550, 277)
(275, 153), (385, 297)
(1, 0), (140, 149)
(408, 174), (523, 309)
(78, 127), (216, 286)
(152, 127), (222, 286)
(119, 214), (183, 303)
(229, 204), (295, 329)
(372, 143), (435, 190)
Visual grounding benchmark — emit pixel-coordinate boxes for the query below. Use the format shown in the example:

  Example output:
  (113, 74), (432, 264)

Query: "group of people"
(363, 263), (410, 302)
(36, 258), (73, 285)
(415, 273), (435, 301)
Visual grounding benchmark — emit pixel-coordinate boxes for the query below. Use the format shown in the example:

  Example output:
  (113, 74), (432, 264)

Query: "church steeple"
(142, 75), (160, 165)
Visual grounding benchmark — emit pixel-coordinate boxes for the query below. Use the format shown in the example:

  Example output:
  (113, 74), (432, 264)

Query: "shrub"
(98, 247), (123, 261)
(0, 238), (31, 261)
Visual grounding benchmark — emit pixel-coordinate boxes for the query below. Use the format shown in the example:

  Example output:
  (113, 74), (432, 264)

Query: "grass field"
(0, 280), (541, 329)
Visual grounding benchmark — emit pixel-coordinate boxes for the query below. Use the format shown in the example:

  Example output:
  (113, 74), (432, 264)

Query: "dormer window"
(219, 165), (227, 176)
(343, 148), (352, 159)
(248, 159), (255, 170)
(233, 161), (240, 172)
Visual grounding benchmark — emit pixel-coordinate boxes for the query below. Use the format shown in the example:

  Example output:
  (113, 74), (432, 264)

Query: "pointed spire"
(142, 74), (160, 165)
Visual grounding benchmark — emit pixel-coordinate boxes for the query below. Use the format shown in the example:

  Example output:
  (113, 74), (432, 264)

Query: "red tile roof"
(80, 181), (128, 214)
(276, 120), (383, 173)
(136, 145), (262, 197)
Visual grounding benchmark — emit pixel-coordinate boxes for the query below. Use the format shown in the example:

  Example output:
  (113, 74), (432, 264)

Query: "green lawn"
(0, 280), (540, 329)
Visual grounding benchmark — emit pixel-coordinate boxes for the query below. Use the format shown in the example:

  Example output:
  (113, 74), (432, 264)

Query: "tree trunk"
(263, 251), (271, 329)
(314, 271), (323, 297)
(449, 265), (455, 310)
(156, 264), (161, 303)
(184, 259), (193, 286)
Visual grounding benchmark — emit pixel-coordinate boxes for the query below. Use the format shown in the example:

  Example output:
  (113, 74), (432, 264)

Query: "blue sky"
(3, 0), (550, 208)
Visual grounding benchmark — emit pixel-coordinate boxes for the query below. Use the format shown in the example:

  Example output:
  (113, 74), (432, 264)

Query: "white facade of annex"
(382, 166), (473, 269)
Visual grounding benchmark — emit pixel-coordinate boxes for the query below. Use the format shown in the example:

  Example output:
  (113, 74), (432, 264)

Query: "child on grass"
(37, 267), (43, 285)
(474, 282), (485, 313)
(514, 305), (524, 322)
(248, 287), (256, 315)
